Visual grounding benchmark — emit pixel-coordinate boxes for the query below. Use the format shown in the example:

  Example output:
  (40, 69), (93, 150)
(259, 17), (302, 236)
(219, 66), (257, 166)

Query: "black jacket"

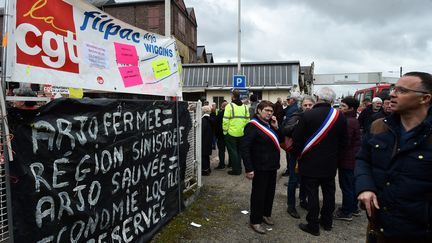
(215, 109), (225, 139)
(240, 116), (282, 173)
(201, 115), (214, 156)
(358, 105), (382, 132)
(355, 111), (432, 239)
(292, 103), (347, 178)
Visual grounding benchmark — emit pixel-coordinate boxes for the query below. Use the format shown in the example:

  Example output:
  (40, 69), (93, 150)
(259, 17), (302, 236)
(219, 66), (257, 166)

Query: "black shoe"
(201, 170), (210, 176)
(262, 216), (274, 226)
(215, 165), (225, 170)
(287, 207), (300, 219)
(299, 223), (320, 236)
(282, 169), (290, 177)
(249, 223), (266, 234)
(319, 221), (332, 231)
(333, 209), (353, 221)
(227, 170), (241, 175)
(299, 200), (308, 210)
(352, 209), (361, 217)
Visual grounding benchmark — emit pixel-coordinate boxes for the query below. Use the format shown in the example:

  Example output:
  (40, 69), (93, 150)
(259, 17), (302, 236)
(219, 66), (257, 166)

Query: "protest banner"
(9, 99), (191, 242)
(7, 0), (182, 96)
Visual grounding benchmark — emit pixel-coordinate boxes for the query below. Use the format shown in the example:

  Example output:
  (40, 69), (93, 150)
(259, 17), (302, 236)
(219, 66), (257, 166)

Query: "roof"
(206, 53), (214, 63)
(197, 46), (206, 58)
(183, 61), (300, 89)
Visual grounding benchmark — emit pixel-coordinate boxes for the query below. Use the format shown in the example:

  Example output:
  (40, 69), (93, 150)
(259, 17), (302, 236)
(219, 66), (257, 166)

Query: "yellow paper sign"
(69, 87), (84, 98)
(152, 58), (171, 80)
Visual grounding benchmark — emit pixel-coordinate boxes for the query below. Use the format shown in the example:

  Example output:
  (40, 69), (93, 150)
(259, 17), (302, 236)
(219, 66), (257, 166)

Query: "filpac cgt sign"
(8, 0), (183, 97)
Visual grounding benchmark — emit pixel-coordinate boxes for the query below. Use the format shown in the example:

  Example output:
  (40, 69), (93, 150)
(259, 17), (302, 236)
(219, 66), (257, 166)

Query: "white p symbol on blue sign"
(233, 75), (246, 88)
(236, 78), (243, 86)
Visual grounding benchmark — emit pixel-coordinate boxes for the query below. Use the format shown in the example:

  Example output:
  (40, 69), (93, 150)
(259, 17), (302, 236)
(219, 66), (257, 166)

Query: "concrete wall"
(314, 72), (382, 85)
(261, 90), (289, 103)
(206, 89), (289, 104)
(206, 90), (230, 104)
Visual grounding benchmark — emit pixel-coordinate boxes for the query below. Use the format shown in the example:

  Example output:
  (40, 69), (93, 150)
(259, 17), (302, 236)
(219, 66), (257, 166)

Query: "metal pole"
(164, 0), (172, 101)
(400, 66), (403, 77)
(1, 0), (15, 241)
(237, 0), (241, 75)
(165, 0), (171, 37)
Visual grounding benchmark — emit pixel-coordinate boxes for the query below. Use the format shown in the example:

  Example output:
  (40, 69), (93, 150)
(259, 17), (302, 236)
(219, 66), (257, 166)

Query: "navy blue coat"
(355, 111), (432, 239)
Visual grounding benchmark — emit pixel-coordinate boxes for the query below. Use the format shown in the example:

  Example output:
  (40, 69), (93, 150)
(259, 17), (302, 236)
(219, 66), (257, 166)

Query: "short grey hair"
(301, 95), (316, 104)
(13, 87), (36, 97)
(316, 87), (336, 104)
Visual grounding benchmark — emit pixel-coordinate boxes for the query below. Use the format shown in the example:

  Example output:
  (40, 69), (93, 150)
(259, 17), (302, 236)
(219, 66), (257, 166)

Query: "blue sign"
(233, 75), (247, 88)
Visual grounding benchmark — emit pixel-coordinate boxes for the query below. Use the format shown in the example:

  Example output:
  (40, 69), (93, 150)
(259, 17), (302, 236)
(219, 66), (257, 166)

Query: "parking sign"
(233, 75), (247, 88)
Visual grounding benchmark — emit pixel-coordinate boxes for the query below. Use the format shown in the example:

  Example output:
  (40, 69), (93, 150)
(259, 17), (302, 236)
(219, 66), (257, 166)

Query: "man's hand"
(358, 191), (380, 217)
(246, 171), (254, 180)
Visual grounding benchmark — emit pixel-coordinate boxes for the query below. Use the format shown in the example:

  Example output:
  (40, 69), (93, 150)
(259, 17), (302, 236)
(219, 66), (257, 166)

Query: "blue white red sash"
(250, 118), (280, 152)
(299, 108), (340, 158)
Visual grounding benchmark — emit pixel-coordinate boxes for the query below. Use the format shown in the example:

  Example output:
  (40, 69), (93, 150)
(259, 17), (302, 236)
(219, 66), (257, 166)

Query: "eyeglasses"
(390, 86), (430, 95)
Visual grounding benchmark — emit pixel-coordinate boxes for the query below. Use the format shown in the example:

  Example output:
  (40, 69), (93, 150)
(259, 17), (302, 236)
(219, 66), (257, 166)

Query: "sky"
(183, 0), (432, 76)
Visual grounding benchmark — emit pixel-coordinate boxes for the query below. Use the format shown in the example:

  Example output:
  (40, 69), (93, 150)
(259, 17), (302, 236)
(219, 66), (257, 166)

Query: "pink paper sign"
(118, 66), (143, 87)
(114, 42), (138, 65)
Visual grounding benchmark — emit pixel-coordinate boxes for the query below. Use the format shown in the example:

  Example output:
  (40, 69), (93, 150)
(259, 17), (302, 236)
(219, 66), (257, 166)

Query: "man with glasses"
(356, 72), (432, 242)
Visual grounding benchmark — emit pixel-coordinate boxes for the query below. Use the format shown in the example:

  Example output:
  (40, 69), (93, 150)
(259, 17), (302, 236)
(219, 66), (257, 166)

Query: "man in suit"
(291, 87), (347, 236)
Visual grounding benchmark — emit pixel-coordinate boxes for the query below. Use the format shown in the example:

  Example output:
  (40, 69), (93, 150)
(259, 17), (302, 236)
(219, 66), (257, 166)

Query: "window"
(365, 90), (374, 101)
(178, 13), (185, 34)
(148, 7), (160, 29)
(191, 27), (195, 44)
(213, 96), (225, 109)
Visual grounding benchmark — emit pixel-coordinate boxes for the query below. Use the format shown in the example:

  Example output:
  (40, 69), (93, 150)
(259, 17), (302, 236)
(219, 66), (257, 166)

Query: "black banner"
(9, 98), (192, 243)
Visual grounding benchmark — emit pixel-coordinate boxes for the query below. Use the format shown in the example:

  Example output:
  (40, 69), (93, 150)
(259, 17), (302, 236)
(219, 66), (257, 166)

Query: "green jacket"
(223, 102), (250, 137)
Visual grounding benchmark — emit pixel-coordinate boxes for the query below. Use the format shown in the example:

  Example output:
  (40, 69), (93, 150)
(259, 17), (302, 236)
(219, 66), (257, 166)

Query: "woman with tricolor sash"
(240, 100), (283, 234)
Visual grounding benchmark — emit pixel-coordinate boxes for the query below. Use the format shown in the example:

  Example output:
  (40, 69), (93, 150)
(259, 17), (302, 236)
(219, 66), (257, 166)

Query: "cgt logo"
(16, 0), (79, 73)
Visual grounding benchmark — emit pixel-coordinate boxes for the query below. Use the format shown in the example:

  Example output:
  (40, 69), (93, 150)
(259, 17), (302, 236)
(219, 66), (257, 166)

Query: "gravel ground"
(154, 149), (368, 243)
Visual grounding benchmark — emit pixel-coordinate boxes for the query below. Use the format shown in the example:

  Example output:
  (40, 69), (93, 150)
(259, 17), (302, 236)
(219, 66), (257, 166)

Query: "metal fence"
(0, 118), (11, 243)
(183, 101), (202, 206)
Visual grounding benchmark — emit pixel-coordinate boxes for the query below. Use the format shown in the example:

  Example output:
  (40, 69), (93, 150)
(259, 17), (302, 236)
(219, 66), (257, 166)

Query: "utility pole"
(400, 66), (403, 77)
(237, 0), (241, 75)
(165, 0), (171, 101)
(165, 0), (171, 37)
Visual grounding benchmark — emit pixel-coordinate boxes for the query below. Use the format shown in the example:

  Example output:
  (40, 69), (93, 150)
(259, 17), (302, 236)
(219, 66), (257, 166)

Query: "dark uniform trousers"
(302, 176), (336, 231)
(250, 170), (277, 224)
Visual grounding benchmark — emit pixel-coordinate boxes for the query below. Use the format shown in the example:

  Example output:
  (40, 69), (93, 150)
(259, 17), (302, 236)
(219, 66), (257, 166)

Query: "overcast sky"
(184, 0), (432, 76)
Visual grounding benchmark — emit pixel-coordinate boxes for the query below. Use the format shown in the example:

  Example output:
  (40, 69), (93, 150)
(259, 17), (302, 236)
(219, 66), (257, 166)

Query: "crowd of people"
(200, 71), (432, 242)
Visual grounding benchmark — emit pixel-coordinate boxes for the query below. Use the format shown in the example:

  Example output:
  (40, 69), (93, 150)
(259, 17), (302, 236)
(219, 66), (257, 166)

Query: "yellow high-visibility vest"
(222, 102), (250, 137)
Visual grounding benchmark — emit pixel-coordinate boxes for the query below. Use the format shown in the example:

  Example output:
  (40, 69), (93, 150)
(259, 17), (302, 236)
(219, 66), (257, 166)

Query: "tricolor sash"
(299, 108), (340, 158)
(250, 118), (280, 152)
